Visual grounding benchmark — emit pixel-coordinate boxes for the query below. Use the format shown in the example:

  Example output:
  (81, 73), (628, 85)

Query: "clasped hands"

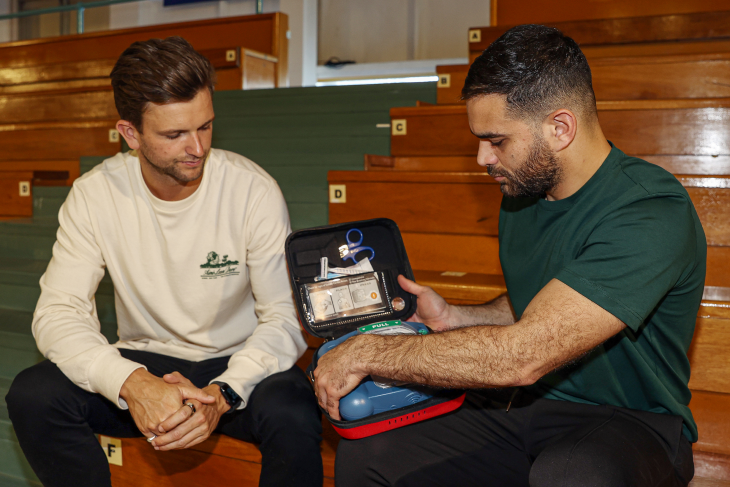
(119, 368), (231, 451)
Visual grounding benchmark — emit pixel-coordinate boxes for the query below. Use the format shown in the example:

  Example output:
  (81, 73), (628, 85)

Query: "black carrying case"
(285, 218), (465, 439)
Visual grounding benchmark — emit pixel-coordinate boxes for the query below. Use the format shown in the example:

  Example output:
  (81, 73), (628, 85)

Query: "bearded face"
(487, 133), (563, 198)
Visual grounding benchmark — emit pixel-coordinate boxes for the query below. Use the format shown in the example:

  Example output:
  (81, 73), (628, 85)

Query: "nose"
(187, 133), (205, 158)
(477, 140), (499, 167)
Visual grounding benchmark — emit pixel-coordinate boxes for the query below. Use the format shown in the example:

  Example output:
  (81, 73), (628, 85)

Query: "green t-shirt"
(499, 144), (706, 442)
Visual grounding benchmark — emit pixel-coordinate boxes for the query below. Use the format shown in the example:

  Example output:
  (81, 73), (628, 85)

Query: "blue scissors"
(340, 228), (375, 264)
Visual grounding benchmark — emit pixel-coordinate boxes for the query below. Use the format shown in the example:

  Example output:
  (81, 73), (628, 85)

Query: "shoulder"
(71, 152), (136, 192)
(208, 149), (277, 190)
(615, 153), (689, 200)
(594, 151), (697, 224)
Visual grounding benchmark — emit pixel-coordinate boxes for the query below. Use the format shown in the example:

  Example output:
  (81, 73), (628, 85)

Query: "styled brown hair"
(110, 36), (216, 131)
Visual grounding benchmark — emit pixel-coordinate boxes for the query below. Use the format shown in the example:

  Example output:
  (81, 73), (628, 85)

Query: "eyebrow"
(158, 117), (215, 135)
(471, 130), (507, 139)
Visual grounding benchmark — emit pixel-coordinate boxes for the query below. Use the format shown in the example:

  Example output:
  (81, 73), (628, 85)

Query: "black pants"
(6, 349), (323, 487)
(336, 389), (694, 487)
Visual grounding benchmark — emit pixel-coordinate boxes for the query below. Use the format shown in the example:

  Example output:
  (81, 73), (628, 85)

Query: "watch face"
(219, 383), (241, 408)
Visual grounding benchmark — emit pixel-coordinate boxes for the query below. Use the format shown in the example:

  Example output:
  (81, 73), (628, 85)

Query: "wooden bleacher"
(438, 11), (730, 105)
(438, 52), (730, 105)
(389, 100), (730, 157)
(467, 10), (730, 64)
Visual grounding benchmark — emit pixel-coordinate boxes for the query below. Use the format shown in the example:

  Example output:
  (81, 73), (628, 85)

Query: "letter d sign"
(329, 184), (347, 203)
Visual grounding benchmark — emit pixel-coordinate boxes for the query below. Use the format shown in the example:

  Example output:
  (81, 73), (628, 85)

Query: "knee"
(7, 362), (50, 416)
(335, 436), (392, 487)
(252, 368), (321, 435)
(6, 361), (74, 422)
(530, 440), (628, 487)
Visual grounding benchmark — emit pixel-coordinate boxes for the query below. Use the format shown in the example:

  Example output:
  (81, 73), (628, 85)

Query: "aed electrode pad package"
(286, 219), (417, 336)
(302, 272), (390, 325)
(285, 219), (466, 439)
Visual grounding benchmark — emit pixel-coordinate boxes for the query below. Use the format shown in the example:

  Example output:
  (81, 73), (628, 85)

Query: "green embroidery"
(200, 251), (240, 279)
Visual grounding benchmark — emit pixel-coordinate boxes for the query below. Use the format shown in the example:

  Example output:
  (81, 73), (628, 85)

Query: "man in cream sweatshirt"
(6, 37), (322, 487)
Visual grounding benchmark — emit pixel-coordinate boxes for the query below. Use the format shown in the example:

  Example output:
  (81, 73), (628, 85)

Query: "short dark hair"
(110, 36), (216, 131)
(462, 25), (596, 123)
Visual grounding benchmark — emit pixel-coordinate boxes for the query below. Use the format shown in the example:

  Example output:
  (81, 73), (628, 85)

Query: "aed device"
(285, 218), (466, 439)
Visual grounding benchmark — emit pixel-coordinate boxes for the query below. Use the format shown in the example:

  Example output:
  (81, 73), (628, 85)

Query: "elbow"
(511, 364), (543, 387)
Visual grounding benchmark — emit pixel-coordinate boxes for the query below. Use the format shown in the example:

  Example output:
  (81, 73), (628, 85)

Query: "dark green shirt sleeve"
(555, 195), (699, 331)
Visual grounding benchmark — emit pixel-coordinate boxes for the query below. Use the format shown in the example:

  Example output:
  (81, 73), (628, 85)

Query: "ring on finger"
(147, 434), (157, 443)
(184, 401), (196, 414)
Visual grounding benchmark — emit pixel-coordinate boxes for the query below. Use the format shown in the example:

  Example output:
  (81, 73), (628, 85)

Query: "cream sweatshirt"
(32, 149), (307, 409)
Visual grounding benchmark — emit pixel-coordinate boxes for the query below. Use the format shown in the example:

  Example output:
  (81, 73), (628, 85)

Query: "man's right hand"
(119, 368), (215, 439)
(397, 275), (456, 331)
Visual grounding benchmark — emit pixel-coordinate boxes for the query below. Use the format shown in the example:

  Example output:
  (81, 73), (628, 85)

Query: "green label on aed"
(358, 320), (402, 333)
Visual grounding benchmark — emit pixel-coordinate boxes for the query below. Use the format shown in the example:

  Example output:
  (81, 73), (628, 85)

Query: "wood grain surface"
(390, 102), (730, 157)
(0, 14), (285, 69)
(470, 9), (730, 52)
(0, 160), (79, 185)
(0, 171), (33, 217)
(0, 122), (120, 160)
(440, 53), (730, 104)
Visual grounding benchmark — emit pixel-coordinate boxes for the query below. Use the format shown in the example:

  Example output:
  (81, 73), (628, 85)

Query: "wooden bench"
(0, 47), (277, 96)
(0, 171), (33, 217)
(437, 52), (730, 105)
(468, 10), (730, 64)
(389, 100), (730, 157)
(364, 154), (730, 176)
(107, 423), (338, 487)
(328, 171), (730, 289)
(0, 13), (289, 88)
(0, 160), (79, 186)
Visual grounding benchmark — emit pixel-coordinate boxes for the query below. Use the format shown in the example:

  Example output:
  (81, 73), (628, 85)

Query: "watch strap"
(211, 381), (242, 413)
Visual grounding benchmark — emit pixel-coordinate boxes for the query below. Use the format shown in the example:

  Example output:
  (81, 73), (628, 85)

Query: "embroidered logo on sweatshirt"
(200, 251), (240, 279)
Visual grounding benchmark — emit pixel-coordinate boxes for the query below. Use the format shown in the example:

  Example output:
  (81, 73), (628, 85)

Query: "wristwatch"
(211, 382), (242, 413)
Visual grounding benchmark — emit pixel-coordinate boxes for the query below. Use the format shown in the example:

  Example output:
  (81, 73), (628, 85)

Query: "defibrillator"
(285, 218), (466, 439)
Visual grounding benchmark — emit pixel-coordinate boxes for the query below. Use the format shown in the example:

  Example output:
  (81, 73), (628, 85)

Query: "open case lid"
(285, 218), (417, 340)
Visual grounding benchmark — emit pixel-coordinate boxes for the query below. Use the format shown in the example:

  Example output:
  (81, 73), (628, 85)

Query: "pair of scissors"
(340, 228), (375, 264)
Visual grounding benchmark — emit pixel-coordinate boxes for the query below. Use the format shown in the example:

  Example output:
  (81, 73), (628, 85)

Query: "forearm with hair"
(354, 280), (624, 389)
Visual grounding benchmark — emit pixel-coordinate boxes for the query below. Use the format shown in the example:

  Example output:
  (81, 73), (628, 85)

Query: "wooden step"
(107, 424), (337, 487)
(468, 11), (730, 63)
(389, 100), (730, 157)
(365, 154), (730, 176)
(438, 53), (730, 105)
(0, 161), (79, 187)
(328, 171), (730, 287)
(0, 121), (120, 162)
(0, 172), (33, 218)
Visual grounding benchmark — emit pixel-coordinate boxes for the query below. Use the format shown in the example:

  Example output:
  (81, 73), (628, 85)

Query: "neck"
(138, 155), (203, 202)
(545, 126), (612, 201)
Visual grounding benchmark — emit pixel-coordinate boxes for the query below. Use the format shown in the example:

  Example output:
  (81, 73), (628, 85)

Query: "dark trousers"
(336, 389), (694, 487)
(6, 349), (323, 487)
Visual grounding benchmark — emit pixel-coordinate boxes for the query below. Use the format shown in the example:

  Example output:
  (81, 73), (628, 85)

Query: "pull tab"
(505, 388), (519, 413)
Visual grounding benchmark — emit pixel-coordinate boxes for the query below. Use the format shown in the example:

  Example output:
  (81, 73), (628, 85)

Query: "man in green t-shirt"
(315, 25), (705, 487)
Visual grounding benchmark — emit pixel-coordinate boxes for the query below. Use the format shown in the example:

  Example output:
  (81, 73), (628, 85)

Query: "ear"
(541, 109), (577, 152)
(116, 120), (141, 150)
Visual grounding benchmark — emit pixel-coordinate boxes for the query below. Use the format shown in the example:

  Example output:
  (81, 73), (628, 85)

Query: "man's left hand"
(151, 373), (231, 450)
(313, 335), (371, 420)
